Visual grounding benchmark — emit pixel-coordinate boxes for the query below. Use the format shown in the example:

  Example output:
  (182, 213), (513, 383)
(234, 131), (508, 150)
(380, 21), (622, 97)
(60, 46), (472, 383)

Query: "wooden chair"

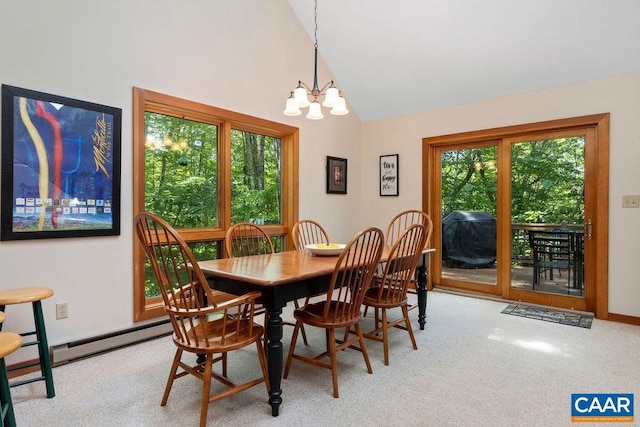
(386, 209), (433, 248)
(135, 212), (269, 427)
(290, 219), (332, 344)
(292, 219), (330, 251)
(383, 209), (433, 309)
(283, 227), (384, 398)
(224, 222), (274, 321)
(225, 222), (274, 258)
(359, 224), (429, 365)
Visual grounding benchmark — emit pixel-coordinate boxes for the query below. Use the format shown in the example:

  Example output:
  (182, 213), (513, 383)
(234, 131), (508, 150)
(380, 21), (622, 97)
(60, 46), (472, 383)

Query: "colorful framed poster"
(326, 156), (347, 194)
(1, 85), (122, 240)
(380, 154), (399, 196)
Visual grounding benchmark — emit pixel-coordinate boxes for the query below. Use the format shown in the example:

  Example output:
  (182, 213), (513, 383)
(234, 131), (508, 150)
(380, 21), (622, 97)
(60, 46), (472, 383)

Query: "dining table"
(198, 246), (434, 416)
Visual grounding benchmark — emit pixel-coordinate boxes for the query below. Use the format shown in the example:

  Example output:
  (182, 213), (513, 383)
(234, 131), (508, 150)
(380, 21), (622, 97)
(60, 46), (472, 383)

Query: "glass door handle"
(585, 219), (593, 240)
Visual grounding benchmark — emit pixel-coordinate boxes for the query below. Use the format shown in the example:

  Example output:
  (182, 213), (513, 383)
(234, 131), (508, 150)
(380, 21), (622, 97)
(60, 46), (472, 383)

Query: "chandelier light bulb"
(322, 84), (339, 108)
(330, 96), (349, 116)
(283, 93), (302, 116)
(306, 101), (324, 120)
(294, 85), (311, 108)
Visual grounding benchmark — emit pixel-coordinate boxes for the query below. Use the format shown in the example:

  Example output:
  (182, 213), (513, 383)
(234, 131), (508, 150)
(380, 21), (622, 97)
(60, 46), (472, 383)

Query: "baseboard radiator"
(51, 320), (173, 366)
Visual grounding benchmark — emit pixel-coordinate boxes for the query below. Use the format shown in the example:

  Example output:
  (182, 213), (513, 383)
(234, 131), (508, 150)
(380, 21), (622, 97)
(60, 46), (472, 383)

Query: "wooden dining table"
(198, 247), (434, 417)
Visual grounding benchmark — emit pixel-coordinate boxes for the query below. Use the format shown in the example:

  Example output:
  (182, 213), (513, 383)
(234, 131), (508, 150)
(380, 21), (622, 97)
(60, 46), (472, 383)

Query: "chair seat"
(0, 287), (54, 305)
(294, 301), (359, 328)
(363, 287), (408, 309)
(537, 260), (570, 269)
(177, 317), (264, 353)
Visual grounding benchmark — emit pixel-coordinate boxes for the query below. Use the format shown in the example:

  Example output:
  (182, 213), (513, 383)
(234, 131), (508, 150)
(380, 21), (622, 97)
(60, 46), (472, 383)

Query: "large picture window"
(133, 88), (298, 321)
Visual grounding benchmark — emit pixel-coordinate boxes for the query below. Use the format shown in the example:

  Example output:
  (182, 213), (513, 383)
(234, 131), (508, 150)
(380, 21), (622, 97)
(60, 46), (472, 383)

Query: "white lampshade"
(283, 97), (302, 116)
(294, 86), (311, 108)
(306, 101), (324, 120)
(322, 86), (339, 108)
(330, 96), (349, 116)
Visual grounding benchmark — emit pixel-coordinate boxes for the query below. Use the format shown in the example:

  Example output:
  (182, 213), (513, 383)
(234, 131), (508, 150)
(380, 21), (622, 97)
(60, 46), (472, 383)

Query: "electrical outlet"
(56, 302), (68, 319)
(622, 195), (640, 208)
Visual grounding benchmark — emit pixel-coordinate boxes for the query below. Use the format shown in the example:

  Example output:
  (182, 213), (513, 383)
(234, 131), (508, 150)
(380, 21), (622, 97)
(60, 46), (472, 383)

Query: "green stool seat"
(0, 287), (55, 398)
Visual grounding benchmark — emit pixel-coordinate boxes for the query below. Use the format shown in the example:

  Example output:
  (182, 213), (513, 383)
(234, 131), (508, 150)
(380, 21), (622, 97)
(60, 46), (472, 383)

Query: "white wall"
(361, 71), (640, 318)
(1, 0), (638, 363)
(0, 0), (363, 358)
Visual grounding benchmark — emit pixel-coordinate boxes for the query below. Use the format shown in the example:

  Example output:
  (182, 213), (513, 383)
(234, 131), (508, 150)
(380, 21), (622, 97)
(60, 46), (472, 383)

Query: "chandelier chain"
(314, 0), (318, 48)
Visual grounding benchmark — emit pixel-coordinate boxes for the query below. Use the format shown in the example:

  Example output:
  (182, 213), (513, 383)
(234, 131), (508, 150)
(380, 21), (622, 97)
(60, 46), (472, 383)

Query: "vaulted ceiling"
(288, 0), (640, 122)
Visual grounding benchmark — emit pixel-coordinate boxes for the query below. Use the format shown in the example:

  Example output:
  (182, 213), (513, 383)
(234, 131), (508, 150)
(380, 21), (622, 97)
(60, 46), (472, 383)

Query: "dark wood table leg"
(417, 253), (428, 330)
(265, 306), (283, 416)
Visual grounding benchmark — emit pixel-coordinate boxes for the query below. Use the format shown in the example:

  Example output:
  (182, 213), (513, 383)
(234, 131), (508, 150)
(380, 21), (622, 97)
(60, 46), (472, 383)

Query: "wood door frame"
(422, 113), (609, 319)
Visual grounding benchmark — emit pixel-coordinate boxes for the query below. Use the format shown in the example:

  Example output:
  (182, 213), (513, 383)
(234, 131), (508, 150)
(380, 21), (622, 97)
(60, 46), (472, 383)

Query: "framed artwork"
(380, 154), (399, 196)
(326, 156), (347, 194)
(1, 84), (122, 240)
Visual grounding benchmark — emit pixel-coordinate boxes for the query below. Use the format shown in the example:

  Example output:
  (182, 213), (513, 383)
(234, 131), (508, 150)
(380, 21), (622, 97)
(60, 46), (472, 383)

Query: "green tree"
(144, 113), (218, 228)
(230, 130), (282, 224)
(441, 137), (584, 225)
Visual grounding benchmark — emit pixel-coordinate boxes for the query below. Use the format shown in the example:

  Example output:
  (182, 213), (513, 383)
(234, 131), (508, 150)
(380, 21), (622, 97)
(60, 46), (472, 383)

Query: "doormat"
(501, 304), (593, 328)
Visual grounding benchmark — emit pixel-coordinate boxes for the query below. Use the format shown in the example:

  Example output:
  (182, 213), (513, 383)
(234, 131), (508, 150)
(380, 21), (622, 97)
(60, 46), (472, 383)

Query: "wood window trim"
(422, 113), (609, 319)
(132, 87), (299, 321)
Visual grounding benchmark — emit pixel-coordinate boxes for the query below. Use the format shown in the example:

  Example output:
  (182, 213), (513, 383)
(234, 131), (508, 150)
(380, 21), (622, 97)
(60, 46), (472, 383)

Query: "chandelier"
(283, 0), (348, 120)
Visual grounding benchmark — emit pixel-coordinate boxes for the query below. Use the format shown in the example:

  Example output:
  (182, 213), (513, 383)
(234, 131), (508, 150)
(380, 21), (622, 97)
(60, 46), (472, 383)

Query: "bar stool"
(0, 287), (55, 398)
(1, 312), (23, 427)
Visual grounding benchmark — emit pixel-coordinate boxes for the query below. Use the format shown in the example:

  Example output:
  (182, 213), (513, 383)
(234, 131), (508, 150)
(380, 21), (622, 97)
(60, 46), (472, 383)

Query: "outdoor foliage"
(144, 113), (218, 228)
(511, 138), (584, 224)
(142, 113), (283, 297)
(230, 130), (282, 224)
(441, 146), (498, 217)
(441, 137), (585, 225)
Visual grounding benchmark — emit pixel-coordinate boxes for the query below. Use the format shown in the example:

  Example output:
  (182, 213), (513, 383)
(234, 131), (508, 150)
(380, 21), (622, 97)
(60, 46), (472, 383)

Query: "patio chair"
(530, 230), (576, 293)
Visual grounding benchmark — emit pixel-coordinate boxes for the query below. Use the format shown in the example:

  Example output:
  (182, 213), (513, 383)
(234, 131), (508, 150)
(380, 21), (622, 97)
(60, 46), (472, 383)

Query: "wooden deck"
(441, 263), (584, 296)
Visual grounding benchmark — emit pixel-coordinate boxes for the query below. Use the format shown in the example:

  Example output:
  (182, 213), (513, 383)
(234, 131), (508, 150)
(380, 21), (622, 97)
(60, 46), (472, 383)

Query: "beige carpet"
(10, 291), (640, 426)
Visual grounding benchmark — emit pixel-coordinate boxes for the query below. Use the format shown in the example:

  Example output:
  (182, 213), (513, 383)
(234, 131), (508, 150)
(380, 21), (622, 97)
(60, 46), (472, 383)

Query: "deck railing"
(511, 223), (583, 266)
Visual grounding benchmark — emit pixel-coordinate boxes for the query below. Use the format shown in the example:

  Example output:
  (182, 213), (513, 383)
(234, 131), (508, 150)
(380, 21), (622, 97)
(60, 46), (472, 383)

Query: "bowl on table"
(304, 243), (346, 256)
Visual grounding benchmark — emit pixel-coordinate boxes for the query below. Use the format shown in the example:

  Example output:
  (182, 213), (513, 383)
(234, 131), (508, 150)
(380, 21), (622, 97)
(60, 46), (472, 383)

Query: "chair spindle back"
(322, 227), (384, 325)
(292, 219), (330, 250)
(225, 222), (275, 258)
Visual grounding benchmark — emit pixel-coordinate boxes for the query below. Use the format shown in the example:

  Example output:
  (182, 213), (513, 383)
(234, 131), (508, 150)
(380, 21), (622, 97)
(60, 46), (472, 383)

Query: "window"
(133, 88), (299, 321)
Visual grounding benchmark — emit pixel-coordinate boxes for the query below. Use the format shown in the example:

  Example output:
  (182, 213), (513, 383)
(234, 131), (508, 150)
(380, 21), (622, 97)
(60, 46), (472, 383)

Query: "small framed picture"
(326, 156), (347, 194)
(380, 154), (399, 196)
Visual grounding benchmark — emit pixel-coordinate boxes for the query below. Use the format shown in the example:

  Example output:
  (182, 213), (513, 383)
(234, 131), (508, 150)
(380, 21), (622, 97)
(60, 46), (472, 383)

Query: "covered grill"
(442, 211), (496, 268)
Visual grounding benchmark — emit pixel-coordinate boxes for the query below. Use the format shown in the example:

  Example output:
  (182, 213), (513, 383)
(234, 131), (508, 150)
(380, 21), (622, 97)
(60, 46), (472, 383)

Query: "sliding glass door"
(423, 114), (608, 315)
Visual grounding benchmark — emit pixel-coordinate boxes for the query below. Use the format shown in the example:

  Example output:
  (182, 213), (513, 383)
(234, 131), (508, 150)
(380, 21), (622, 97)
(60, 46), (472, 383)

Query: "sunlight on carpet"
(501, 304), (593, 328)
